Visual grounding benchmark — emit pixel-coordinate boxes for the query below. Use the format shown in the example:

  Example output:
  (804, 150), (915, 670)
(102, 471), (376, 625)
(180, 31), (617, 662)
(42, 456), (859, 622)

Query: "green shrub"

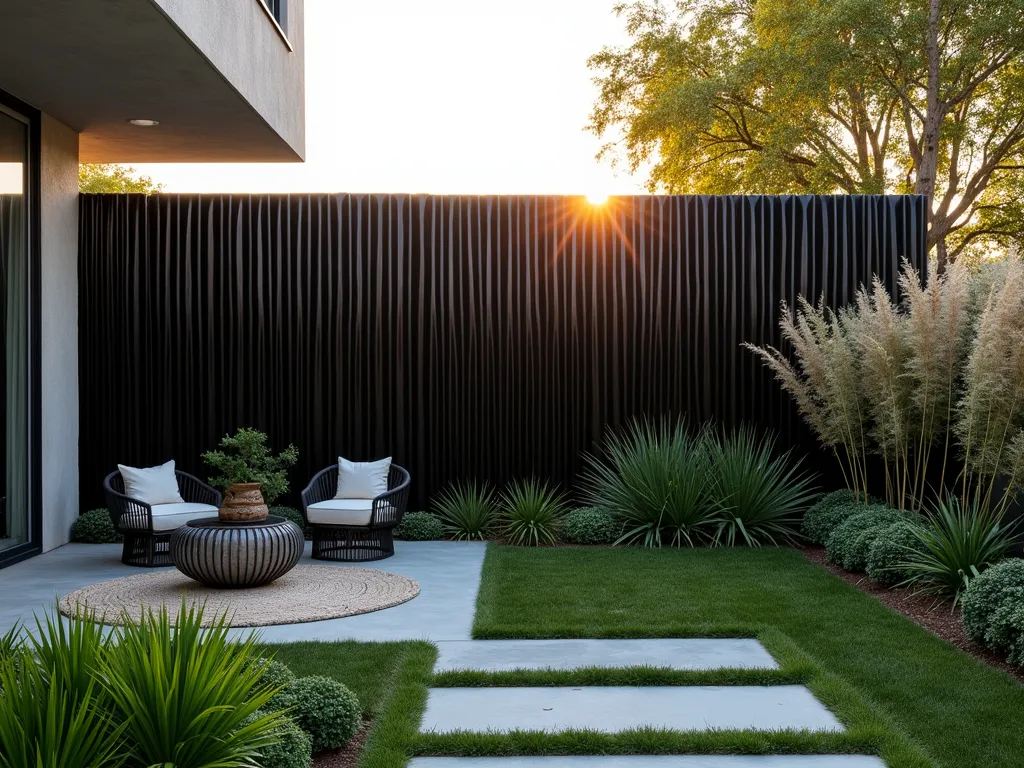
(582, 420), (716, 547)
(707, 426), (818, 546)
(70, 508), (121, 544)
(825, 506), (905, 571)
(251, 713), (312, 768)
(394, 511), (445, 541)
(801, 489), (863, 544)
(899, 498), (1019, 605)
(961, 558), (1024, 653)
(564, 507), (620, 545)
(278, 676), (361, 753)
(102, 603), (286, 768)
(433, 481), (497, 541)
(270, 506), (308, 537)
(499, 479), (568, 546)
(202, 427), (299, 505)
(254, 658), (296, 700)
(866, 522), (929, 586)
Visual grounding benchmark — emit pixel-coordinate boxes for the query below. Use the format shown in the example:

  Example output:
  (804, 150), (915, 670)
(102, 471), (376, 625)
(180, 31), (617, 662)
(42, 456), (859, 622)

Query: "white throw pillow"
(335, 456), (392, 500)
(117, 460), (185, 505)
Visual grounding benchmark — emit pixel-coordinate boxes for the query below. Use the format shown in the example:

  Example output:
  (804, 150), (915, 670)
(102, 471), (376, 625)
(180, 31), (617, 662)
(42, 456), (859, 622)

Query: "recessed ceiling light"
(128, 119), (160, 126)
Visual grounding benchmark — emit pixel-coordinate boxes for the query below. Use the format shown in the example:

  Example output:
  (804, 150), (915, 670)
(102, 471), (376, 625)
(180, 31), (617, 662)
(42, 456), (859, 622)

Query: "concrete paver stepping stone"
(434, 639), (778, 672)
(421, 686), (844, 734)
(410, 758), (885, 767)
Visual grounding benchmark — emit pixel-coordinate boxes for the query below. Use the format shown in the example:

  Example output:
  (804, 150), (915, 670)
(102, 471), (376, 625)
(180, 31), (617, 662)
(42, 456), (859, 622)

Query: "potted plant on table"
(202, 428), (299, 522)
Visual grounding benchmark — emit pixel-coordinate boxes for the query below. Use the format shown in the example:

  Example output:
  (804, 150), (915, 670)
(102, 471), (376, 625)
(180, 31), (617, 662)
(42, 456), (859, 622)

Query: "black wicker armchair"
(103, 470), (221, 566)
(301, 464), (411, 561)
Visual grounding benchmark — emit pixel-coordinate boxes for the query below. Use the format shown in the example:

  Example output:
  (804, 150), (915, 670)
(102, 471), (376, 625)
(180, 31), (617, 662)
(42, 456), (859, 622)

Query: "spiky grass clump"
(499, 479), (568, 546)
(582, 421), (716, 547)
(899, 498), (1019, 605)
(433, 480), (497, 541)
(707, 427), (818, 546)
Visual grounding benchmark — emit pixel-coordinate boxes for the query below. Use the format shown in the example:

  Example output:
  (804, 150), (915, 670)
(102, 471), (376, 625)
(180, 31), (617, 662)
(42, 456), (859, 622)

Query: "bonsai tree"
(202, 428), (298, 505)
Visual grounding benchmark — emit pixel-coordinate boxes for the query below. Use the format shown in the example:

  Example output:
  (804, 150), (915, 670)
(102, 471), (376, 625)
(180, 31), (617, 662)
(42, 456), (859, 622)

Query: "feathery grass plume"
(899, 260), (974, 507)
(744, 297), (869, 498)
(954, 258), (1024, 509)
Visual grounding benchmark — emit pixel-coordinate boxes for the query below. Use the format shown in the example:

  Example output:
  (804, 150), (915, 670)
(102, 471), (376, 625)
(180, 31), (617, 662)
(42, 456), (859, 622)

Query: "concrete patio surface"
(0, 540), (485, 642)
(421, 685), (845, 733)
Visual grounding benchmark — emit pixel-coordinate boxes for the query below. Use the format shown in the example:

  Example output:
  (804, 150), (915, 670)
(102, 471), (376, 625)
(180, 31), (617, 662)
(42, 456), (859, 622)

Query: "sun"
(585, 191), (609, 205)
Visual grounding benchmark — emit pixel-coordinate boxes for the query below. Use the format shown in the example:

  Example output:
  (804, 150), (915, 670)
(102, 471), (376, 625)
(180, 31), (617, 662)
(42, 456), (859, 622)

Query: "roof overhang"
(0, 0), (305, 162)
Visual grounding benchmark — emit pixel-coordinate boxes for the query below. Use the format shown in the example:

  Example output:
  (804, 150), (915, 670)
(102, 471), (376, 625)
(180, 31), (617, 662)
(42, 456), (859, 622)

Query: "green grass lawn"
(473, 545), (1024, 768)
(265, 545), (1024, 768)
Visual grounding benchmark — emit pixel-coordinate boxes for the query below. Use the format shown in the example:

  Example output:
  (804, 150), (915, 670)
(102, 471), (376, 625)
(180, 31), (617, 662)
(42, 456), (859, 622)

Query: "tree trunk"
(916, 0), (943, 261)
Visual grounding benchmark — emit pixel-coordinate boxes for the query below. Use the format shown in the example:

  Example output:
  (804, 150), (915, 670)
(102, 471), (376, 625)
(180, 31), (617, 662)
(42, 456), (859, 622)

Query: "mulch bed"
(312, 720), (372, 768)
(798, 545), (1024, 683)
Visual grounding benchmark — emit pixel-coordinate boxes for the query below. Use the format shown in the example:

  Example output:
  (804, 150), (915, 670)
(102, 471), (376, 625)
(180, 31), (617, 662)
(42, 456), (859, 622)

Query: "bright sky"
(132, 0), (649, 195)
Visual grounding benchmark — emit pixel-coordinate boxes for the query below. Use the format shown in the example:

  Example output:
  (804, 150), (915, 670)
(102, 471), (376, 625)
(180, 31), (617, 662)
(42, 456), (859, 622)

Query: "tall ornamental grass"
(747, 258), (1024, 513)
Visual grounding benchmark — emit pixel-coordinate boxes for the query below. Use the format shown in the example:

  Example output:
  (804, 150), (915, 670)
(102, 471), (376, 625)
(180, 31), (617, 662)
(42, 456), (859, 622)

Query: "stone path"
(434, 638), (778, 672)
(410, 758), (886, 767)
(422, 685), (844, 733)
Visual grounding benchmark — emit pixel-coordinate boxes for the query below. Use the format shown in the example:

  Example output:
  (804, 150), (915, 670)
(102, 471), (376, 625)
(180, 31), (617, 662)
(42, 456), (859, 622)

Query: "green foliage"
(202, 427), (299, 505)
(79, 163), (163, 194)
(252, 714), (312, 768)
(582, 420), (716, 547)
(825, 507), (906, 571)
(278, 676), (361, 753)
(499, 479), (568, 546)
(70, 508), (121, 544)
(394, 511), (445, 541)
(254, 658), (296, 698)
(588, 0), (1024, 261)
(102, 602), (287, 768)
(0, 649), (127, 768)
(898, 498), (1019, 604)
(866, 522), (930, 587)
(563, 507), (621, 545)
(801, 490), (864, 545)
(270, 506), (309, 537)
(433, 480), (497, 541)
(961, 558), (1024, 654)
(707, 427), (818, 546)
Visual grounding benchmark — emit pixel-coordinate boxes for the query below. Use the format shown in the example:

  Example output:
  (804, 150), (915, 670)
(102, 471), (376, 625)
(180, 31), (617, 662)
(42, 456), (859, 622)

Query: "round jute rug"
(58, 565), (420, 628)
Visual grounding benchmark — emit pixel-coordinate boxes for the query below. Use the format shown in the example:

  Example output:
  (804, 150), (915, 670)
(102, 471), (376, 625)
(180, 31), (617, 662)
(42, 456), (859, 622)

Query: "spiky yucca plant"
(708, 427), (818, 547)
(582, 420), (717, 547)
(499, 479), (568, 546)
(433, 480), (497, 540)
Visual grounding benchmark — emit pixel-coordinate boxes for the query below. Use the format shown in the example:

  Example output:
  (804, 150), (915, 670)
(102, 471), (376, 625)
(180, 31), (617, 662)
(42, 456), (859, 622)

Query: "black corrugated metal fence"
(78, 194), (927, 510)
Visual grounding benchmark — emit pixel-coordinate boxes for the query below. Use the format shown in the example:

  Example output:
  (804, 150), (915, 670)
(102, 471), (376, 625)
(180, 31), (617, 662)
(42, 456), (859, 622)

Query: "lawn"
(473, 545), (1024, 768)
(267, 545), (1024, 768)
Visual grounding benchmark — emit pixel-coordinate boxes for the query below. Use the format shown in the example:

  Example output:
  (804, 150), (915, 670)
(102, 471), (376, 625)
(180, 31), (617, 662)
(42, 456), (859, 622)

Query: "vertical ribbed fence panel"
(78, 194), (927, 510)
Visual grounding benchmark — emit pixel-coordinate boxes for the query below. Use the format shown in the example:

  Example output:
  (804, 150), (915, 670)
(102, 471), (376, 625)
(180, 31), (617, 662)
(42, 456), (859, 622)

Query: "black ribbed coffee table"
(169, 515), (305, 588)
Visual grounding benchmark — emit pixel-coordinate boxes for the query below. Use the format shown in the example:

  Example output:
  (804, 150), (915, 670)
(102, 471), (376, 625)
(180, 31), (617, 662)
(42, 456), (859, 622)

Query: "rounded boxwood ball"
(865, 522), (928, 586)
(254, 658), (296, 701)
(962, 558), (1024, 652)
(250, 712), (312, 768)
(801, 490), (862, 545)
(70, 508), (121, 544)
(279, 676), (361, 752)
(394, 511), (445, 541)
(564, 507), (620, 545)
(825, 506), (904, 571)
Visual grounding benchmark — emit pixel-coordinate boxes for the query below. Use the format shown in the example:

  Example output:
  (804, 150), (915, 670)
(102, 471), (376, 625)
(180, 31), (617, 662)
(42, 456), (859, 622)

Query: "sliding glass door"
(0, 97), (36, 563)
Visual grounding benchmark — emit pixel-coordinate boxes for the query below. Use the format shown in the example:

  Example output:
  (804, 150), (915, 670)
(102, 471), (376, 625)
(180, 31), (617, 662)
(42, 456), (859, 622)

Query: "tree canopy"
(79, 164), (163, 194)
(588, 0), (1024, 267)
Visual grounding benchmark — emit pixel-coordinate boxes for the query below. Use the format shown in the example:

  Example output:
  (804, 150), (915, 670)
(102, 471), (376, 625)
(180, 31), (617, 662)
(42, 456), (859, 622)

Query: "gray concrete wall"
(39, 114), (79, 551)
(153, 0), (305, 160)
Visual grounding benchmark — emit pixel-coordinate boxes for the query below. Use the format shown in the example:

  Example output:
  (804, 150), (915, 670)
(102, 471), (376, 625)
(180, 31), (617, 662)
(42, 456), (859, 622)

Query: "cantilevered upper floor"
(0, 0), (305, 162)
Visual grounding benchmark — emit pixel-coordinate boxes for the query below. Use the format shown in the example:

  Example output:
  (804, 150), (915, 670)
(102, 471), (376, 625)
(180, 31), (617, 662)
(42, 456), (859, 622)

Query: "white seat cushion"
(150, 502), (219, 531)
(306, 498), (380, 526)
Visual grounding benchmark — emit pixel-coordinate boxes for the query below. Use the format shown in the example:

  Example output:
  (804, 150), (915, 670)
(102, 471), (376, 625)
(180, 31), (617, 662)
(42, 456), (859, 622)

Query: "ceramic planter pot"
(218, 482), (269, 522)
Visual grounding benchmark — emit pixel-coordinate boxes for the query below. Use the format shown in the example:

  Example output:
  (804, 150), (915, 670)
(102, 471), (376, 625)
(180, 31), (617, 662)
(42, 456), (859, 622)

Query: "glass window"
(0, 106), (29, 554)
